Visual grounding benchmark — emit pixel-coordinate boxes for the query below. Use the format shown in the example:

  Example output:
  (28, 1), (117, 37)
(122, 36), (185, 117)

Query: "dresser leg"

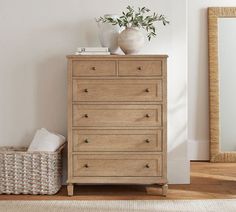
(161, 184), (168, 196)
(67, 183), (74, 196)
(146, 184), (168, 196)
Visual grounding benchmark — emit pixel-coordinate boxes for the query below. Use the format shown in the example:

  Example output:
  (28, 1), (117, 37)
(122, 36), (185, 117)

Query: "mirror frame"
(208, 7), (236, 162)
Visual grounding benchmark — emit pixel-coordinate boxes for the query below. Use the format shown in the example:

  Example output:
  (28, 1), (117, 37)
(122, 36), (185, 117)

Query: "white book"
(77, 47), (109, 52)
(74, 51), (111, 55)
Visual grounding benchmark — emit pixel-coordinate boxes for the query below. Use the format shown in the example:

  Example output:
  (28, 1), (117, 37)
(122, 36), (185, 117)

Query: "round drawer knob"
(145, 88), (150, 93)
(145, 114), (150, 118)
(84, 89), (88, 93)
(84, 164), (89, 168)
(145, 164), (150, 168)
(145, 139), (150, 143)
(84, 139), (89, 143)
(84, 114), (88, 118)
(137, 66), (142, 70)
(91, 66), (96, 70)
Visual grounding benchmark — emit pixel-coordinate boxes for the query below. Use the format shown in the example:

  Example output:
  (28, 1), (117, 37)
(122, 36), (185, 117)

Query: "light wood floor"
(0, 162), (236, 200)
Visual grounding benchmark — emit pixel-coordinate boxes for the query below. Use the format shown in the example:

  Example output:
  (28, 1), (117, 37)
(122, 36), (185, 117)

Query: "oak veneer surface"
(72, 60), (116, 76)
(72, 129), (162, 152)
(72, 79), (163, 102)
(1, 162), (235, 200)
(72, 104), (162, 127)
(67, 55), (168, 196)
(72, 154), (162, 177)
(119, 60), (163, 76)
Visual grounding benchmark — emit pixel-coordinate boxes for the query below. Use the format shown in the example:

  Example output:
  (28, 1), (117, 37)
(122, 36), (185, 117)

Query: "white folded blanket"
(28, 128), (65, 152)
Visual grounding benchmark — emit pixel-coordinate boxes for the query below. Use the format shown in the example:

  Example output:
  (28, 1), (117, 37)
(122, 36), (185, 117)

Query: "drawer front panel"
(72, 154), (162, 177)
(73, 80), (163, 102)
(72, 129), (162, 152)
(72, 105), (162, 127)
(119, 60), (162, 76)
(72, 60), (116, 77)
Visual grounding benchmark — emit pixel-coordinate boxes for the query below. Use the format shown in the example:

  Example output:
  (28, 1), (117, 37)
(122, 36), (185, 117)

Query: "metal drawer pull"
(137, 66), (142, 70)
(84, 139), (89, 143)
(84, 114), (88, 118)
(84, 164), (89, 168)
(145, 88), (150, 93)
(145, 139), (150, 143)
(145, 114), (150, 118)
(84, 88), (88, 93)
(145, 164), (150, 168)
(91, 66), (96, 70)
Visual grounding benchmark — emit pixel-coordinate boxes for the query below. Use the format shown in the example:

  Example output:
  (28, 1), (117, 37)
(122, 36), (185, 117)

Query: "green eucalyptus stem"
(96, 5), (169, 41)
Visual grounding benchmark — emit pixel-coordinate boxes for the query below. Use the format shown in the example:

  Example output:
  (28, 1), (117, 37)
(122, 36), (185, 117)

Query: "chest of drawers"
(67, 55), (168, 196)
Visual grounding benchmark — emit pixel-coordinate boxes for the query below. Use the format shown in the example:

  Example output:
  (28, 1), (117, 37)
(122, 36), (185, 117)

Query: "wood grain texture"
(1, 162), (236, 200)
(72, 60), (116, 77)
(72, 129), (162, 152)
(72, 154), (162, 177)
(67, 59), (73, 184)
(118, 60), (162, 76)
(72, 104), (162, 127)
(67, 55), (168, 59)
(69, 177), (166, 184)
(72, 79), (163, 102)
(67, 55), (168, 196)
(208, 7), (236, 162)
(162, 56), (167, 180)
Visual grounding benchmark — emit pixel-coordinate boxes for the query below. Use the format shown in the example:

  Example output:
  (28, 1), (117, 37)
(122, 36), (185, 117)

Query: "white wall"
(0, 0), (189, 183)
(188, 0), (236, 160)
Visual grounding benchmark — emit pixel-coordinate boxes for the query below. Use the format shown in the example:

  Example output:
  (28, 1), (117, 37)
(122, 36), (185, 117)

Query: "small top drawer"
(119, 60), (162, 77)
(72, 60), (116, 77)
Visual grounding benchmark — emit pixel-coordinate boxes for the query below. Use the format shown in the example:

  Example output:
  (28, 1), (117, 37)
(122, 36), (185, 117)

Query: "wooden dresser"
(67, 55), (168, 196)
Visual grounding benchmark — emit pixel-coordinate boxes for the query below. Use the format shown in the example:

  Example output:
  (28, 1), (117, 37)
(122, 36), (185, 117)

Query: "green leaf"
(96, 5), (169, 39)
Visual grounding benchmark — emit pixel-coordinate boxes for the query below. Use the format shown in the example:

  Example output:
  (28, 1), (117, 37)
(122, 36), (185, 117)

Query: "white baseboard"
(188, 139), (209, 160)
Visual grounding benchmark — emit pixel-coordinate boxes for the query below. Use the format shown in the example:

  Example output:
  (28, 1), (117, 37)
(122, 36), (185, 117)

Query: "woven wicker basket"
(0, 145), (64, 195)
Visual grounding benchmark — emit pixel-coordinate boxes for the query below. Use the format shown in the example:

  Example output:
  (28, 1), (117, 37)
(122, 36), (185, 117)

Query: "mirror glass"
(219, 18), (236, 151)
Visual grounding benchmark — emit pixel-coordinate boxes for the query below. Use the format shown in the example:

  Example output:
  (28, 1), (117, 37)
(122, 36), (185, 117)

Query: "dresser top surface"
(67, 54), (168, 59)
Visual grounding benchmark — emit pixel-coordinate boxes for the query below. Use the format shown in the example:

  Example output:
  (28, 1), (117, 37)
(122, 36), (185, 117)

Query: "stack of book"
(74, 47), (110, 55)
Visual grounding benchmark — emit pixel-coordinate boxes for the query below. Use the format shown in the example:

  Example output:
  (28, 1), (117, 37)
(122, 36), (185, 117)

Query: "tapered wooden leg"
(67, 183), (74, 196)
(162, 184), (168, 196)
(146, 184), (168, 196)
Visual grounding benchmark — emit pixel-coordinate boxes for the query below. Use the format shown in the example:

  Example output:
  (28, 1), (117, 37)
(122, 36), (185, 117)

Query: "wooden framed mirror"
(208, 7), (236, 162)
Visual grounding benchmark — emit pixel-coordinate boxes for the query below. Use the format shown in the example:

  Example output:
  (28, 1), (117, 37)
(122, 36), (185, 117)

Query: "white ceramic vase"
(118, 27), (145, 54)
(96, 14), (122, 54)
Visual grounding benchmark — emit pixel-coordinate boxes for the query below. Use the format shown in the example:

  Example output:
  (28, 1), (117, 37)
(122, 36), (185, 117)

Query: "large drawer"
(73, 80), (163, 102)
(72, 104), (162, 127)
(72, 154), (162, 177)
(119, 60), (163, 77)
(72, 60), (116, 77)
(72, 129), (162, 152)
